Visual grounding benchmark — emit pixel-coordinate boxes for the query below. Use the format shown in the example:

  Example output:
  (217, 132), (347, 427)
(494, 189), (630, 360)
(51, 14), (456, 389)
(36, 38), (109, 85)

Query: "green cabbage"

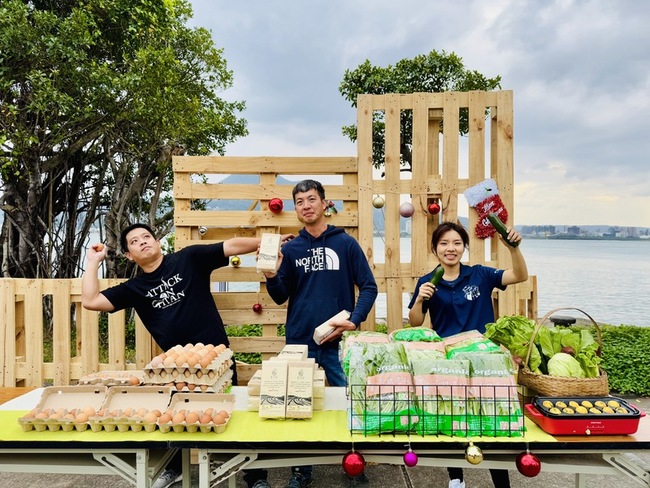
(547, 352), (585, 378)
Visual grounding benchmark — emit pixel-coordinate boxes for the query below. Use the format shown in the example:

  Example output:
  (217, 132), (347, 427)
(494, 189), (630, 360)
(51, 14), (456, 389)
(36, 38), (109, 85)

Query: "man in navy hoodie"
(261, 179), (378, 488)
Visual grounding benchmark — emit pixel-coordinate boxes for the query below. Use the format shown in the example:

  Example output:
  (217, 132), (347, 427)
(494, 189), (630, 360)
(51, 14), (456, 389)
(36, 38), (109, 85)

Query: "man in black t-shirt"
(82, 223), (290, 488)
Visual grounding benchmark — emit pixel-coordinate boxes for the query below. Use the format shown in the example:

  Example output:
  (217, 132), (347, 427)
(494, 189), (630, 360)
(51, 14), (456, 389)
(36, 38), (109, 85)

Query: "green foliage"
(339, 50), (501, 170)
(0, 0), (247, 278)
(600, 325), (650, 397)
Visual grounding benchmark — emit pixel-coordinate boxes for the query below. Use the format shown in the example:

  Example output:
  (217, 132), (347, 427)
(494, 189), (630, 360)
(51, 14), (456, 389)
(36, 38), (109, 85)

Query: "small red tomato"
(252, 303), (263, 313)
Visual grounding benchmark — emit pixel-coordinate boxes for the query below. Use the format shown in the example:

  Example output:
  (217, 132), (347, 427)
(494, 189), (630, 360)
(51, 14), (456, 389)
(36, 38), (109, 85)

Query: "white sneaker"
(449, 479), (466, 488)
(152, 468), (182, 488)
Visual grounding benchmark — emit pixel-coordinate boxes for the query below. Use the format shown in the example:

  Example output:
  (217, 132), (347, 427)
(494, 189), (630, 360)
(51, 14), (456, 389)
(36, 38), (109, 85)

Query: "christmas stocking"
(464, 178), (509, 239)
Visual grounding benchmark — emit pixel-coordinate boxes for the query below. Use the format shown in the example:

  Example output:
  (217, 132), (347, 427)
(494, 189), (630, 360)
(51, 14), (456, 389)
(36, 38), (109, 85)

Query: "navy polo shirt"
(408, 264), (506, 338)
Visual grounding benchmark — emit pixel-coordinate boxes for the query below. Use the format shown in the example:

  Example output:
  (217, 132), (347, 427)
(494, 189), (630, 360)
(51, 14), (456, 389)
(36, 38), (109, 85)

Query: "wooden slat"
(467, 90), (488, 265)
(24, 280), (44, 385)
(0, 280), (16, 385)
(52, 279), (71, 385)
(173, 156), (358, 174)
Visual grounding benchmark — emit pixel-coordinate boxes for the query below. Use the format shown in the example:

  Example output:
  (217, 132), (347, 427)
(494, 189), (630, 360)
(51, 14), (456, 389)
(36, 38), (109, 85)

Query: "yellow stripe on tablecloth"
(0, 410), (555, 443)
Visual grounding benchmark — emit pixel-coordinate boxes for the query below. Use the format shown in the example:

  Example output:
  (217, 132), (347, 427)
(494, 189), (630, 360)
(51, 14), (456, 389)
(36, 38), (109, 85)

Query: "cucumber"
(424, 266), (444, 302)
(429, 266), (444, 285)
(487, 212), (519, 247)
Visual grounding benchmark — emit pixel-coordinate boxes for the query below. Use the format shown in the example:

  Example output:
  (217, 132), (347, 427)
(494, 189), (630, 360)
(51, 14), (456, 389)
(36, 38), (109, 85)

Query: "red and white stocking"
(464, 179), (509, 239)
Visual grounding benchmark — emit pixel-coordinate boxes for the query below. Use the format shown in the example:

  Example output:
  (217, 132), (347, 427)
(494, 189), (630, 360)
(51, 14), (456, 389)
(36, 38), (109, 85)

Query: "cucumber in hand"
(487, 212), (519, 247)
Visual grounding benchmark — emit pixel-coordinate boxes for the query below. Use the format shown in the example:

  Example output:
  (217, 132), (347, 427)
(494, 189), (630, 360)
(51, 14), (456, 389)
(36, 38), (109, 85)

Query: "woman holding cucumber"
(408, 220), (528, 488)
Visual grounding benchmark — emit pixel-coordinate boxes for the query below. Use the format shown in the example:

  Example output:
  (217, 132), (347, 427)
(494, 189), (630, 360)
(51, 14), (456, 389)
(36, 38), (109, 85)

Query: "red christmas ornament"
(342, 451), (365, 477)
(516, 450), (541, 477)
(252, 303), (263, 314)
(403, 448), (418, 467)
(428, 202), (441, 215)
(399, 202), (415, 218)
(269, 198), (284, 214)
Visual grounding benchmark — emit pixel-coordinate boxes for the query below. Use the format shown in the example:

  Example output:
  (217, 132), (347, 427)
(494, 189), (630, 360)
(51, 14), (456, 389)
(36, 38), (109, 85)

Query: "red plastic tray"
(526, 396), (645, 435)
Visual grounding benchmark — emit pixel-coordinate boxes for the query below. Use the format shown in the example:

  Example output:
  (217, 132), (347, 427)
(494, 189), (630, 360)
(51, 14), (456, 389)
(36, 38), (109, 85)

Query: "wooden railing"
(0, 275), (536, 387)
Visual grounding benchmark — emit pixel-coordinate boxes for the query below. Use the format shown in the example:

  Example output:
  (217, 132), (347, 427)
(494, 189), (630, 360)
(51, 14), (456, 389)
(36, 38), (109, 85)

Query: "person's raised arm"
(501, 228), (529, 286)
(81, 244), (115, 312)
(224, 234), (294, 257)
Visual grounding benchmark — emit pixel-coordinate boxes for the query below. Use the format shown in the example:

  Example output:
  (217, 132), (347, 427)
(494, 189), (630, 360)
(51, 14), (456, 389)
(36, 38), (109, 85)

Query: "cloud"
(188, 0), (650, 226)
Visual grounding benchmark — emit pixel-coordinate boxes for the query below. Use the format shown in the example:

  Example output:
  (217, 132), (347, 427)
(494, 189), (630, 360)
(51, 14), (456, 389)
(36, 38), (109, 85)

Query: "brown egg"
(176, 353), (188, 367)
(172, 411), (186, 424)
(144, 411), (158, 424)
(150, 409), (162, 417)
(217, 409), (230, 419)
(163, 356), (176, 368)
(199, 356), (212, 369)
(129, 376), (141, 386)
(186, 411), (200, 424)
(63, 413), (76, 421)
(212, 412), (226, 425)
(199, 413), (212, 424)
(75, 412), (89, 423)
(82, 406), (96, 417)
(122, 407), (134, 417)
(35, 411), (48, 420)
(136, 407), (148, 417)
(159, 412), (172, 424)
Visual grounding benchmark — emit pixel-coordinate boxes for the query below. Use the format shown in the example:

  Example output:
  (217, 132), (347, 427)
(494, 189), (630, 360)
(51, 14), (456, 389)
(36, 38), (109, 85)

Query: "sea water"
(373, 237), (650, 327)
(227, 238), (650, 326)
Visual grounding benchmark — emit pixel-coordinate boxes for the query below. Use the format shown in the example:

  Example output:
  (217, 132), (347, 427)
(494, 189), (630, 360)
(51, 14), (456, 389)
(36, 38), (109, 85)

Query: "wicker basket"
(517, 307), (609, 397)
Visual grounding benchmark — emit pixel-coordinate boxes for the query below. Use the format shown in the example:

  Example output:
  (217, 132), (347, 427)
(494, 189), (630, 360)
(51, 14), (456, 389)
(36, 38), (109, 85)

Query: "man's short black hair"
(120, 223), (156, 252)
(292, 179), (326, 202)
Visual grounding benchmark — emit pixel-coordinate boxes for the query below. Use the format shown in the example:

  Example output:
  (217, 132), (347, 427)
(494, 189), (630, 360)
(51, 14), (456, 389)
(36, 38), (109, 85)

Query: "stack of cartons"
(250, 344), (326, 418)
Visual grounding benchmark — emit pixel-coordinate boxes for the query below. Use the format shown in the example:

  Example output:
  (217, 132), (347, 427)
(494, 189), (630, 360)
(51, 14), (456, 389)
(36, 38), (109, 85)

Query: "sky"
(186, 0), (650, 228)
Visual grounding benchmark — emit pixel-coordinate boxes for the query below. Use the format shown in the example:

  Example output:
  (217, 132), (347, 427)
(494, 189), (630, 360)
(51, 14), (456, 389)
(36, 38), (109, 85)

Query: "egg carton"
(143, 352), (233, 386)
(78, 370), (144, 387)
(87, 386), (173, 433)
(155, 369), (234, 394)
(156, 392), (235, 434)
(17, 385), (108, 432)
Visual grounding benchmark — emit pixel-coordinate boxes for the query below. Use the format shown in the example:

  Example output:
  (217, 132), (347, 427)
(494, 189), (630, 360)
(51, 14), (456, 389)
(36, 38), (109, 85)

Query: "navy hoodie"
(266, 225), (378, 350)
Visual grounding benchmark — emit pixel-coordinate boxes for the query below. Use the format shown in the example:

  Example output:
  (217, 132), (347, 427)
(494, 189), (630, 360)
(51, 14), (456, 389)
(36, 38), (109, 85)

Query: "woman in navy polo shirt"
(408, 220), (528, 488)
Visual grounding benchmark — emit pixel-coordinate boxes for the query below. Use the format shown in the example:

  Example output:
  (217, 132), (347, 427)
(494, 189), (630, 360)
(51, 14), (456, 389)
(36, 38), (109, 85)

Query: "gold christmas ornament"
(465, 442), (483, 465)
(372, 195), (385, 209)
(230, 256), (241, 268)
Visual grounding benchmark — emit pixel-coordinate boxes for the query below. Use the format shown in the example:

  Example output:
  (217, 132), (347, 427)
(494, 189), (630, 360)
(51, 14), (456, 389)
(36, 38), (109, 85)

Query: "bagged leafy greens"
(347, 342), (417, 434)
(444, 331), (502, 358)
(451, 351), (523, 437)
(389, 326), (442, 342)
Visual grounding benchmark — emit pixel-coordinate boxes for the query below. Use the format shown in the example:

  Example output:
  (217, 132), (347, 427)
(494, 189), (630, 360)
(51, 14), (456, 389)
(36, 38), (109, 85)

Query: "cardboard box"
(258, 360), (288, 418)
(313, 310), (350, 345)
(277, 344), (309, 361)
(256, 233), (282, 273)
(285, 360), (315, 419)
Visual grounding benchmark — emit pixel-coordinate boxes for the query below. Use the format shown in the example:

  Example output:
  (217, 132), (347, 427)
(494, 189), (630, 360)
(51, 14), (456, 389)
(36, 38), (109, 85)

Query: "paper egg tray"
(157, 393), (235, 434)
(87, 386), (173, 433)
(162, 369), (234, 394)
(17, 385), (108, 433)
(78, 370), (144, 387)
(143, 352), (233, 386)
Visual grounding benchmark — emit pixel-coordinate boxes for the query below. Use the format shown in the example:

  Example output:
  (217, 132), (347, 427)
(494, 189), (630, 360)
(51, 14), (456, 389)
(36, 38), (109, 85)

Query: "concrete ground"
(3, 396), (649, 488)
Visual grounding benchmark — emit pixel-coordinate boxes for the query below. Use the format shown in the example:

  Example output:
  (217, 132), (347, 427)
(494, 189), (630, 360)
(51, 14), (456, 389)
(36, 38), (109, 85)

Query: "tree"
(0, 0), (247, 279)
(339, 50), (501, 171)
